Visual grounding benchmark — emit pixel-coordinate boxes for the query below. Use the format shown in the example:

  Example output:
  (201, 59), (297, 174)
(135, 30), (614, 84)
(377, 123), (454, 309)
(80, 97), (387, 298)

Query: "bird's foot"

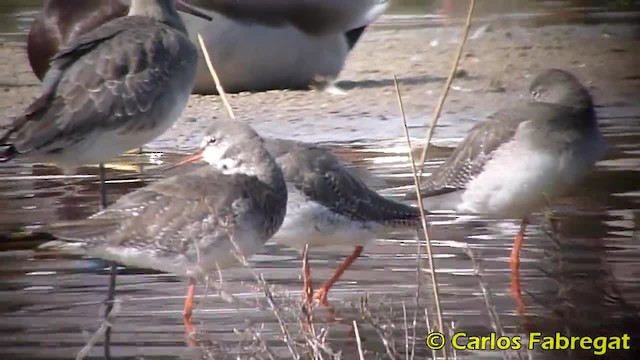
(323, 84), (348, 96)
(312, 287), (330, 307)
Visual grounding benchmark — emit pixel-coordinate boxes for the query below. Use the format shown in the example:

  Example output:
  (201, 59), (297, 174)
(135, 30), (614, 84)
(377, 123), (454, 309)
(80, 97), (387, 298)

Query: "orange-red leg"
(510, 219), (528, 314)
(313, 245), (364, 306)
(302, 245), (314, 304)
(183, 277), (196, 336)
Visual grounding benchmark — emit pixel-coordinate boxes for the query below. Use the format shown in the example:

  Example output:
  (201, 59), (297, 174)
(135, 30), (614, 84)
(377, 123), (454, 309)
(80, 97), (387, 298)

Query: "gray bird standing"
(1, 0), (208, 172)
(406, 69), (606, 311)
(40, 120), (288, 334)
(263, 138), (421, 305)
(0, 0), (211, 352)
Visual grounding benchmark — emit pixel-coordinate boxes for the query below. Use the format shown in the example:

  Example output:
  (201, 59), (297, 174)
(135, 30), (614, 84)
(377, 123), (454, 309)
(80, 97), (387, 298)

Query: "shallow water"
(1, 2), (640, 360)
(0, 103), (639, 359)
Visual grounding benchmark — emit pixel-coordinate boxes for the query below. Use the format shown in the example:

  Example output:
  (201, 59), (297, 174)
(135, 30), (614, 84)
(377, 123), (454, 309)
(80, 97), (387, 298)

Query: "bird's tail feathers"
(0, 144), (17, 162)
(37, 240), (87, 255)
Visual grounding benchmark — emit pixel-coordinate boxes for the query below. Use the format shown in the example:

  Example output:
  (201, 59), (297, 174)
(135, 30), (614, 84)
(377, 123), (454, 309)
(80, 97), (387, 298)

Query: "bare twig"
(464, 246), (503, 335)
(257, 277), (301, 360)
(360, 296), (399, 360)
(411, 229), (423, 360)
(76, 300), (122, 360)
(449, 320), (458, 360)
(353, 320), (365, 360)
(197, 33), (236, 120)
(425, 308), (437, 360)
(403, 301), (409, 360)
(227, 236), (302, 360)
(394, 76), (446, 359)
(464, 245), (513, 360)
(242, 325), (278, 360)
(417, 0), (476, 172)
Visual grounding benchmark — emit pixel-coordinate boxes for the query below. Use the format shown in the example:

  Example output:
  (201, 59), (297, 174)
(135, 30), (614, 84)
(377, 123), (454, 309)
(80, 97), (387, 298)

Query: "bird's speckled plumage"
(0, 0), (199, 170)
(40, 121), (288, 278)
(407, 69), (605, 218)
(263, 138), (419, 251)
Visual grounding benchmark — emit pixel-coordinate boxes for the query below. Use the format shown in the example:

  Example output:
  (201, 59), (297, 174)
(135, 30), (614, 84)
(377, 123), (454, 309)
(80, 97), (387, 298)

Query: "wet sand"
(1, 18), (639, 150)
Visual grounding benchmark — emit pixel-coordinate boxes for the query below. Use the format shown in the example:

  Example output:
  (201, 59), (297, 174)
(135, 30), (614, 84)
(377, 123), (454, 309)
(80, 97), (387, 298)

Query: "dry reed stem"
(76, 300), (121, 360)
(246, 313), (278, 360)
(257, 274), (301, 360)
(197, 33), (236, 120)
(424, 308), (437, 360)
(393, 76), (446, 359)
(353, 320), (365, 360)
(200, 34), (338, 359)
(227, 235), (301, 360)
(449, 320), (458, 360)
(402, 301), (409, 359)
(417, 0), (476, 172)
(360, 296), (399, 360)
(464, 246), (503, 334)
(410, 229), (424, 360)
(464, 245), (513, 360)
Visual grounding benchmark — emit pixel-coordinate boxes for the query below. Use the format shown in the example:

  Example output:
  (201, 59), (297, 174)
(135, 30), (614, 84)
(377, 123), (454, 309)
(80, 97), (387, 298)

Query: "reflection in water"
(0, 1), (639, 359)
(0, 106), (638, 359)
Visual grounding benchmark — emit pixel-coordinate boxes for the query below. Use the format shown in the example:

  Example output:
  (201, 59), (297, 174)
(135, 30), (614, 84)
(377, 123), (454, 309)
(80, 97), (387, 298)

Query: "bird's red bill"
(164, 149), (204, 171)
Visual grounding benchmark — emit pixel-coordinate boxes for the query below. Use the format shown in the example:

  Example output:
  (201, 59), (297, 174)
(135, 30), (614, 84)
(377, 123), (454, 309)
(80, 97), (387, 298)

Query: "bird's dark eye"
(208, 137), (217, 145)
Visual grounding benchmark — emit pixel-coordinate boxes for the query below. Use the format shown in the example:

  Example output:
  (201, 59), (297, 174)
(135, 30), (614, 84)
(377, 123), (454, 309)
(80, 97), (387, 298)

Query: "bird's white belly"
(183, 11), (348, 94)
(89, 228), (266, 279)
(39, 126), (164, 170)
(458, 138), (600, 218)
(37, 86), (190, 170)
(89, 246), (194, 277)
(270, 194), (381, 252)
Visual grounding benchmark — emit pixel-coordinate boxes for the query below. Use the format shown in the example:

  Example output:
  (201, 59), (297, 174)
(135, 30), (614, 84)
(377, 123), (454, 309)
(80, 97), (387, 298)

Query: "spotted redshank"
(263, 138), (420, 306)
(406, 69), (606, 309)
(27, 0), (389, 94)
(2, 0), (210, 352)
(39, 120), (288, 334)
(1, 0), (208, 173)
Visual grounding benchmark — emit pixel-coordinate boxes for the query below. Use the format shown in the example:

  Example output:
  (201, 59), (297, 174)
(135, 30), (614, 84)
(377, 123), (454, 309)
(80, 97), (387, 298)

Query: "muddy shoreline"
(1, 19), (639, 150)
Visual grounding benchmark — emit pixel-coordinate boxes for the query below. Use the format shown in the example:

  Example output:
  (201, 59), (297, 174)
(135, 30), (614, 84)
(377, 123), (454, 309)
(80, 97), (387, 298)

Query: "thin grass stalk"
(425, 308), (437, 360)
(402, 301), (409, 359)
(411, 228), (424, 360)
(353, 320), (365, 360)
(197, 33), (236, 120)
(416, 0), (476, 173)
(227, 235), (301, 360)
(464, 246), (504, 335)
(464, 245), (514, 360)
(360, 296), (399, 360)
(449, 320), (458, 360)
(394, 76), (446, 359)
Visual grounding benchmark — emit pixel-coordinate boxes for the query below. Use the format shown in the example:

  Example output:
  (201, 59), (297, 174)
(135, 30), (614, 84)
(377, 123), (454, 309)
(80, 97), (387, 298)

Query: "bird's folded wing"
(281, 147), (418, 223)
(4, 17), (195, 154)
(44, 168), (257, 253)
(408, 108), (529, 199)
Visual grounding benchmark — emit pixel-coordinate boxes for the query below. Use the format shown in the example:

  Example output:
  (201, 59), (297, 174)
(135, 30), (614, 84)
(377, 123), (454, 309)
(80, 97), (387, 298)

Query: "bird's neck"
(559, 88), (594, 114)
(248, 152), (287, 196)
(216, 144), (287, 195)
(128, 0), (188, 33)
